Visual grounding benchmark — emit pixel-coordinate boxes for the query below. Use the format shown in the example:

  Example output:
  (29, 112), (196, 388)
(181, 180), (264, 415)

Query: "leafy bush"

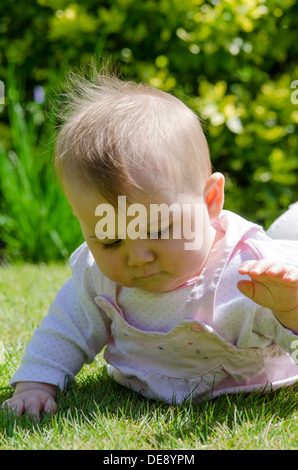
(0, 0), (297, 261)
(0, 66), (83, 262)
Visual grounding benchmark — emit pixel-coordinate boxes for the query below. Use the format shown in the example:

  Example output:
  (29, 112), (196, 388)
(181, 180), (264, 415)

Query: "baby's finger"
(250, 260), (280, 275)
(1, 398), (25, 416)
(238, 260), (259, 274)
(284, 268), (298, 282)
(239, 260), (272, 275)
(264, 262), (288, 277)
(237, 279), (254, 299)
(23, 397), (41, 421)
(43, 396), (57, 415)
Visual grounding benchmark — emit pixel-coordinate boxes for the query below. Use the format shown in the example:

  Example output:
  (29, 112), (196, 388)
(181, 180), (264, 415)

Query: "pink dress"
(11, 210), (298, 404)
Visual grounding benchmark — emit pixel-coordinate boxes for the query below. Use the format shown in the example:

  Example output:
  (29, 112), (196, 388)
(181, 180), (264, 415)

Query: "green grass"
(1, 263), (298, 450)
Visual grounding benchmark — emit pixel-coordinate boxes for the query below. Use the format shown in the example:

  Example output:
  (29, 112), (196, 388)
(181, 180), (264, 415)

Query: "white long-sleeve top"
(11, 210), (298, 403)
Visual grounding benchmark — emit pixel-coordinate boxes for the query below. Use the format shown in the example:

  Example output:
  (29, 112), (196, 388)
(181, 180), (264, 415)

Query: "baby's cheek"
(98, 257), (127, 283)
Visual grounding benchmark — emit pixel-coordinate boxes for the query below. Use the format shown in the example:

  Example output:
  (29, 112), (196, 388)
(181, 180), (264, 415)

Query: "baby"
(2, 72), (298, 420)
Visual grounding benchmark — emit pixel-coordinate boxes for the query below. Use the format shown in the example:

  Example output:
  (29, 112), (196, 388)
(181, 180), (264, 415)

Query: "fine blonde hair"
(55, 68), (211, 206)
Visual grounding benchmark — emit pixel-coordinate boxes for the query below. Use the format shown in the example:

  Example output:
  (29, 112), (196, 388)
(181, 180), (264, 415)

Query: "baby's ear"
(204, 172), (225, 219)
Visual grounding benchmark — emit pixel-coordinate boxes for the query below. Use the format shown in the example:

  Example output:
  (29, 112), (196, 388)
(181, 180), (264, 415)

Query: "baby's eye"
(150, 225), (171, 239)
(102, 239), (122, 249)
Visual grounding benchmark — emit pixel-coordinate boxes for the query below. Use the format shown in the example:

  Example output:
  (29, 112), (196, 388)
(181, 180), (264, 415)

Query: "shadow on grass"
(1, 364), (298, 447)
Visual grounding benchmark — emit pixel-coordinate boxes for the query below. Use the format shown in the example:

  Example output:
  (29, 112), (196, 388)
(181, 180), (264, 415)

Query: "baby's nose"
(126, 240), (155, 267)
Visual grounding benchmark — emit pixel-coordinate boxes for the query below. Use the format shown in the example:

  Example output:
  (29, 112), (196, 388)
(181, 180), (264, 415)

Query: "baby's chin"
(107, 274), (173, 293)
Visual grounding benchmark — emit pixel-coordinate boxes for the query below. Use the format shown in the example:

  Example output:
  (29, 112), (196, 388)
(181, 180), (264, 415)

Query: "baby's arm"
(238, 260), (298, 333)
(2, 381), (58, 421)
(2, 274), (111, 419)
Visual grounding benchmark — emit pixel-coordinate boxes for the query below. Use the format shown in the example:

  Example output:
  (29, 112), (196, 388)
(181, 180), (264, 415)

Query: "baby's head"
(55, 70), (225, 292)
(55, 71), (212, 206)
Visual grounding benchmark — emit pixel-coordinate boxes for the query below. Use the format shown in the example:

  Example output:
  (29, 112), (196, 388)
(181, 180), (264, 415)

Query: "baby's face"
(64, 180), (216, 292)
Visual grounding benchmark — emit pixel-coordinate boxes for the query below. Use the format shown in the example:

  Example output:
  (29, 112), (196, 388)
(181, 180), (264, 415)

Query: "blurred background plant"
(0, 0), (297, 263)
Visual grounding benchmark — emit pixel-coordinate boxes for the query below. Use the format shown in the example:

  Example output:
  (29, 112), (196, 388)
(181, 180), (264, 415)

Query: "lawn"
(0, 263), (298, 450)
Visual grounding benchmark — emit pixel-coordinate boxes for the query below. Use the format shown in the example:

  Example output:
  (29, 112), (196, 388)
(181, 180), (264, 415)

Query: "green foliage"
(0, 66), (83, 262)
(0, 0), (297, 261)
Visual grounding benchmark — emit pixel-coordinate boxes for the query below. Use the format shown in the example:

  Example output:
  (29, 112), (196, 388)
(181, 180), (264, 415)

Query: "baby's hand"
(1, 382), (58, 421)
(238, 260), (298, 332)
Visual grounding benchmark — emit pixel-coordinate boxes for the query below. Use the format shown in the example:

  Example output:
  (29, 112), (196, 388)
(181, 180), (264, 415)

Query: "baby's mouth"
(138, 272), (159, 279)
